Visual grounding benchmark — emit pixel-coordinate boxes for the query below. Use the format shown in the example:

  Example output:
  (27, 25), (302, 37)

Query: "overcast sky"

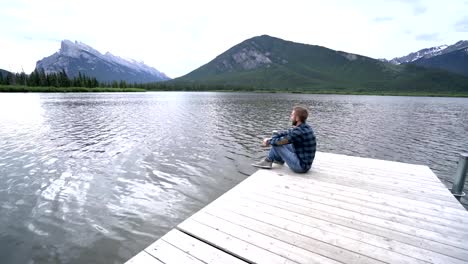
(1, 0), (467, 78)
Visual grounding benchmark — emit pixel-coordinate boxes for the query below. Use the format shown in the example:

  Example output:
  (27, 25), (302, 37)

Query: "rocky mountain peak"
(36, 40), (170, 83)
(213, 36), (285, 73)
(230, 47), (273, 70)
(59, 40), (101, 58)
(389, 40), (468, 64)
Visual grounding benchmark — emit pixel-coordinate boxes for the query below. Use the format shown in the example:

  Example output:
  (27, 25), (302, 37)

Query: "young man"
(252, 106), (316, 173)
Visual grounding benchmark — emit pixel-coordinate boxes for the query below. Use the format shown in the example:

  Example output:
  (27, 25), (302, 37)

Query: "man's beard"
(292, 120), (297, 126)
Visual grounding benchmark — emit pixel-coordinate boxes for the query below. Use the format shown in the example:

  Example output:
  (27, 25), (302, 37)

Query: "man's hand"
(262, 138), (271, 147)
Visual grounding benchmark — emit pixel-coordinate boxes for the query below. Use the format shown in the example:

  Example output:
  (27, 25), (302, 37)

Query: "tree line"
(0, 68), (151, 89)
(0, 69), (101, 88)
(0, 69), (256, 91)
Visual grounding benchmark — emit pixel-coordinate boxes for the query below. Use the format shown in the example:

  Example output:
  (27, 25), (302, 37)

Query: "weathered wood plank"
(251, 183), (468, 234)
(125, 251), (164, 264)
(206, 197), (468, 264)
(183, 211), (357, 264)
(316, 153), (430, 174)
(314, 158), (441, 181)
(312, 168), (448, 196)
(203, 205), (463, 264)
(177, 217), (301, 264)
(314, 160), (444, 185)
(219, 188), (468, 250)
(125, 152), (468, 264)
(229, 175), (468, 236)
(228, 193), (468, 260)
(271, 180), (468, 228)
(161, 229), (247, 264)
(256, 173), (468, 219)
(263, 168), (461, 206)
(145, 239), (206, 264)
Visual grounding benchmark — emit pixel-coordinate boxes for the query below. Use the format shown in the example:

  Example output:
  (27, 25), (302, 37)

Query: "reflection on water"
(0, 92), (467, 263)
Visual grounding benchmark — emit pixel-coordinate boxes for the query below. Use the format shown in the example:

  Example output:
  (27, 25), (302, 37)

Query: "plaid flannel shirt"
(269, 123), (316, 171)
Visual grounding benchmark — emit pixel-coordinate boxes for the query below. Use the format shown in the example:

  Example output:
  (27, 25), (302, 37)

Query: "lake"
(1, 92), (467, 263)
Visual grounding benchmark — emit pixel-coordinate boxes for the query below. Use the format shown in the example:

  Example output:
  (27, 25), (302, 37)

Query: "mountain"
(388, 40), (468, 76)
(174, 35), (468, 93)
(36, 40), (170, 83)
(389, 41), (468, 64)
(0, 69), (11, 77)
(408, 46), (468, 77)
(388, 45), (449, 65)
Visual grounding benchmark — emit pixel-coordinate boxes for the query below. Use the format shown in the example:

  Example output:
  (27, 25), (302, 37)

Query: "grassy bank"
(0, 85), (145, 93)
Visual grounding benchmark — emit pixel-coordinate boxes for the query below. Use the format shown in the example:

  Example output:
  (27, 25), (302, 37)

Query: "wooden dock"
(125, 152), (468, 264)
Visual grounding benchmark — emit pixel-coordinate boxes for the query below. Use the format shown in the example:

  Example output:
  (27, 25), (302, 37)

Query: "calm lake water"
(1, 92), (467, 263)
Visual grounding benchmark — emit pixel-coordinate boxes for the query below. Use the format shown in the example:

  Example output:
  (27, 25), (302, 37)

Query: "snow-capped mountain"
(389, 45), (448, 64)
(409, 47), (468, 76)
(36, 40), (170, 83)
(385, 40), (468, 76)
(389, 40), (468, 65)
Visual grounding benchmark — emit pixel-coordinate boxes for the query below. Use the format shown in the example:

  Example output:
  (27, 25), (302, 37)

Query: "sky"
(0, 0), (467, 78)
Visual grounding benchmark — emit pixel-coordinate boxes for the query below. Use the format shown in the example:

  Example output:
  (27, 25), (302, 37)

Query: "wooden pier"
(125, 152), (468, 264)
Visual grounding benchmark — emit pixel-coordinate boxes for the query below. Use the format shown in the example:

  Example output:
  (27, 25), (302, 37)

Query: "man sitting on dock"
(252, 106), (316, 173)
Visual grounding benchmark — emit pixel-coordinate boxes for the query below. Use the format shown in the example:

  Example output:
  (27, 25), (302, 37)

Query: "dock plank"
(125, 152), (468, 264)
(260, 174), (468, 219)
(239, 187), (468, 249)
(145, 240), (206, 264)
(207, 196), (467, 264)
(254, 183), (468, 234)
(161, 229), (248, 264)
(125, 251), (164, 264)
(181, 212), (347, 264)
(178, 217), (297, 264)
(202, 206), (450, 264)
(227, 192), (468, 261)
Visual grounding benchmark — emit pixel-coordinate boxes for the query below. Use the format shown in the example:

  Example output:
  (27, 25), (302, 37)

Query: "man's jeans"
(267, 144), (306, 173)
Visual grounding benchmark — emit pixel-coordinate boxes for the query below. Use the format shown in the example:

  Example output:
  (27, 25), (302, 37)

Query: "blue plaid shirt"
(269, 123), (316, 171)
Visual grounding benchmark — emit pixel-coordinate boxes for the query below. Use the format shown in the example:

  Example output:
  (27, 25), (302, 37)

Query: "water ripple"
(0, 92), (467, 264)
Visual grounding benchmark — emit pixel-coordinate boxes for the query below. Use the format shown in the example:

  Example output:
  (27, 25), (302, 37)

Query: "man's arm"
(274, 130), (289, 138)
(269, 128), (301, 146)
(264, 129), (290, 146)
(269, 137), (289, 146)
(268, 135), (290, 146)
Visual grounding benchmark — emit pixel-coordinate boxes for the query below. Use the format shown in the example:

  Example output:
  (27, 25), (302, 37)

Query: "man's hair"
(293, 106), (309, 122)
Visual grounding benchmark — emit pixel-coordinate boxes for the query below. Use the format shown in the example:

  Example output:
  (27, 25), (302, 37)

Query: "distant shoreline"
(248, 90), (468, 98)
(0, 85), (145, 93)
(1, 85), (468, 97)
(144, 89), (468, 98)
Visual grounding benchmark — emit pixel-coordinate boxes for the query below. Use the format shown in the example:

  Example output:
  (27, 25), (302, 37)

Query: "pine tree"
(38, 68), (47, 86)
(58, 69), (70, 87)
(29, 70), (37, 86)
(6, 73), (14, 85)
(19, 72), (27, 86)
(91, 78), (98, 88)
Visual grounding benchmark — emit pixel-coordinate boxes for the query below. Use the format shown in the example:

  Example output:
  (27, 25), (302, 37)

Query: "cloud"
(1, 0), (467, 76)
(386, 0), (427, 15)
(455, 16), (468, 32)
(412, 5), (427, 15)
(415, 33), (440, 41)
(373, 17), (394, 22)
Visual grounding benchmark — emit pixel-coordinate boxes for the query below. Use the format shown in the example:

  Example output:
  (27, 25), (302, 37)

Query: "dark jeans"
(267, 144), (306, 173)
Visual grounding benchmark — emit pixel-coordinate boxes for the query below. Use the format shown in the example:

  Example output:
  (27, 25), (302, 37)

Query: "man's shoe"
(252, 159), (273, 169)
(273, 160), (285, 165)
